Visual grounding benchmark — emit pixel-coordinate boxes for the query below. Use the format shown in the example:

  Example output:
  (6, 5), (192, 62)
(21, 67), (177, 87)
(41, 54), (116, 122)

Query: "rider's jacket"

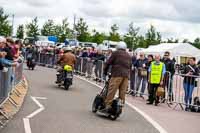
(59, 52), (76, 69)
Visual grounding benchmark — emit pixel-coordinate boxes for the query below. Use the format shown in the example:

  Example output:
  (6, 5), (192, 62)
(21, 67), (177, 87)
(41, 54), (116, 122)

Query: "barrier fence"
(35, 52), (200, 111)
(0, 61), (24, 105)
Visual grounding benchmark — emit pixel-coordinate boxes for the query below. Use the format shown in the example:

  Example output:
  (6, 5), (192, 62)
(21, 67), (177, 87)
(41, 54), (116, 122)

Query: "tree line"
(1, 7), (200, 49)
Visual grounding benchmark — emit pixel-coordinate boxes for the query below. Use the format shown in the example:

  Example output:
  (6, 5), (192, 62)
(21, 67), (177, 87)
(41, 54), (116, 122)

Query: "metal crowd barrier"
(14, 62), (24, 85)
(74, 57), (105, 82)
(37, 53), (57, 68)
(0, 61), (24, 105)
(130, 68), (200, 110)
(173, 74), (200, 110)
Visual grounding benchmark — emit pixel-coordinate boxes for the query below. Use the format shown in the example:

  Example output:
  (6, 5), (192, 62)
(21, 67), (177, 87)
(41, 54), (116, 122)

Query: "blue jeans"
(136, 75), (147, 95)
(183, 83), (195, 107)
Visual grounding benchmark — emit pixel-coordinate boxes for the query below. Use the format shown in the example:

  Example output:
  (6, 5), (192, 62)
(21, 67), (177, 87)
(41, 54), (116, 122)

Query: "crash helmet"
(116, 41), (127, 50)
(63, 47), (72, 52)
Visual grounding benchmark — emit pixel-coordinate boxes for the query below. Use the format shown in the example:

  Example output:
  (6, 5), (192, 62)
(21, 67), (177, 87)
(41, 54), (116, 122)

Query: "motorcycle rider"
(103, 42), (132, 110)
(26, 45), (37, 70)
(56, 47), (76, 83)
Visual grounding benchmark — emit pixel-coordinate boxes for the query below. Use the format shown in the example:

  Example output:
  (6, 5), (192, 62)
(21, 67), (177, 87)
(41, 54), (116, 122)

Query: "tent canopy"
(142, 43), (200, 57)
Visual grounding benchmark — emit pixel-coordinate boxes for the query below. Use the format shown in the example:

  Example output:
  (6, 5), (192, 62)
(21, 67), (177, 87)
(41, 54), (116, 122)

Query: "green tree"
(91, 30), (107, 44)
(41, 19), (55, 36)
(145, 25), (162, 47)
(166, 38), (179, 43)
(193, 38), (200, 49)
(26, 17), (40, 37)
(58, 18), (72, 42)
(16, 24), (24, 39)
(54, 25), (62, 39)
(109, 24), (120, 41)
(182, 39), (189, 43)
(137, 36), (148, 48)
(75, 18), (91, 42)
(124, 22), (140, 49)
(0, 7), (12, 36)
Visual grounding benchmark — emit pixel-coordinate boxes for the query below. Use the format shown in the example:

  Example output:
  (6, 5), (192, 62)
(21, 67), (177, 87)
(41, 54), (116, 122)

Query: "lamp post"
(11, 14), (15, 37)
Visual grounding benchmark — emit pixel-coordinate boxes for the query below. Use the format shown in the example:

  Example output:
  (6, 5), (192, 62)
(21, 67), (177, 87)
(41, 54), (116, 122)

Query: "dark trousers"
(130, 69), (136, 93)
(81, 58), (88, 75)
(149, 84), (160, 103)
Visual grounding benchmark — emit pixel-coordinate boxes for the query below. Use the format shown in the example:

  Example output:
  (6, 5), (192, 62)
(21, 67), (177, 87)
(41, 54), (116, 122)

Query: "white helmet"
(117, 41), (127, 50)
(63, 47), (72, 51)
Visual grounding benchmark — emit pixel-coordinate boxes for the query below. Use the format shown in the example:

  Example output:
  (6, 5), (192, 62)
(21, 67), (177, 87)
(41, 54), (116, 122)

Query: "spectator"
(20, 44), (26, 58)
(182, 57), (199, 111)
(14, 40), (21, 60)
(135, 52), (148, 97)
(4, 38), (15, 61)
(105, 49), (113, 61)
(129, 52), (137, 96)
(162, 51), (175, 103)
(86, 47), (96, 78)
(148, 54), (166, 106)
(80, 48), (88, 58)
(0, 37), (17, 69)
(94, 49), (105, 81)
(0, 37), (6, 51)
(0, 52), (16, 70)
(197, 59), (200, 71)
(146, 54), (154, 101)
(147, 55), (154, 69)
(80, 48), (89, 75)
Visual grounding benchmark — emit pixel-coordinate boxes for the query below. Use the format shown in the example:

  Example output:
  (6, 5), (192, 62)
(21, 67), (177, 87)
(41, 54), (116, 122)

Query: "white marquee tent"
(142, 43), (200, 63)
(143, 43), (200, 57)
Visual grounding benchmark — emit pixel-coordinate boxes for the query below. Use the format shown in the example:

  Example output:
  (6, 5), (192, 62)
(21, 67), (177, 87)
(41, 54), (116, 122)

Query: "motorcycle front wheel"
(109, 115), (118, 120)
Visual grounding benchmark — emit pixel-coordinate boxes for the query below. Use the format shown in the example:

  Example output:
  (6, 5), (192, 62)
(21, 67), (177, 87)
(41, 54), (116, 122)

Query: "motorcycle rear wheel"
(92, 100), (97, 113)
(64, 84), (70, 90)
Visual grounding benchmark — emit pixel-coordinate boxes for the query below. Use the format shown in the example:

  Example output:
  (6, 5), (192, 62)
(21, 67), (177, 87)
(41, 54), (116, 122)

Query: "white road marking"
(32, 97), (47, 100)
(27, 108), (44, 119)
(23, 118), (31, 133)
(23, 96), (47, 133)
(75, 75), (168, 133)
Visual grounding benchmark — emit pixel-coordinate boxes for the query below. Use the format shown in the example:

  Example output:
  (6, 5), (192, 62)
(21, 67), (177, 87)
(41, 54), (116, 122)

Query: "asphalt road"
(1, 66), (159, 133)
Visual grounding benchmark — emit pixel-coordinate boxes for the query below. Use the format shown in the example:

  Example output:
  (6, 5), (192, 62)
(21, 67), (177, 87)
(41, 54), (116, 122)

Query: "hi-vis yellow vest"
(150, 61), (163, 84)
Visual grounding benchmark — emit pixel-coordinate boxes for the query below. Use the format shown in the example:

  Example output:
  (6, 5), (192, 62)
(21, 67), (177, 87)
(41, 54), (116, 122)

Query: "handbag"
(140, 69), (147, 76)
(156, 86), (165, 97)
(27, 53), (33, 58)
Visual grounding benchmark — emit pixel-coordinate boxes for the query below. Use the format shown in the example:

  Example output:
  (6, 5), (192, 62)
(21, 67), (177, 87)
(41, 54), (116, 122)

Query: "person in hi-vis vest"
(147, 54), (166, 106)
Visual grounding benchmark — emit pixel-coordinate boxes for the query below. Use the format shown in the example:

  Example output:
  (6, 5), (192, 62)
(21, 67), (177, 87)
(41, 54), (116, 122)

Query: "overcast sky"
(1, 0), (200, 41)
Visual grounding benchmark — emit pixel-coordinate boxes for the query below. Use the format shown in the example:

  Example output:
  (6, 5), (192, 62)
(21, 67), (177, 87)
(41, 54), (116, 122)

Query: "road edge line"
(75, 75), (168, 133)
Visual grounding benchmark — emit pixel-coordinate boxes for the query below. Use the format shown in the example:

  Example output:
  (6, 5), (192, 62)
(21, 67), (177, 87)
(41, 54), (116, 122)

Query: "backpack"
(190, 97), (200, 112)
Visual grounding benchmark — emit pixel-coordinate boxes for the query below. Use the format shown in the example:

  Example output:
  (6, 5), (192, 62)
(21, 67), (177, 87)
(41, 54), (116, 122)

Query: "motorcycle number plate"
(67, 74), (73, 78)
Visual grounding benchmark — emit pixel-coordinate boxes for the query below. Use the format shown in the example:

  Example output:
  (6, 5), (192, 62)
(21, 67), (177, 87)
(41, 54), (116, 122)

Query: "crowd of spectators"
(0, 37), (23, 71)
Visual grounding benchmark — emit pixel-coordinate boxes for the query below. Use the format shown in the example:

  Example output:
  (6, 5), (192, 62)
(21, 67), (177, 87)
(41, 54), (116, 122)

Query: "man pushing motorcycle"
(103, 42), (132, 111)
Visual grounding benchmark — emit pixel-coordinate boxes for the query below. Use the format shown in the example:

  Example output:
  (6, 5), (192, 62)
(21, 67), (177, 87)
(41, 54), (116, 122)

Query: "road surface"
(1, 66), (158, 133)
